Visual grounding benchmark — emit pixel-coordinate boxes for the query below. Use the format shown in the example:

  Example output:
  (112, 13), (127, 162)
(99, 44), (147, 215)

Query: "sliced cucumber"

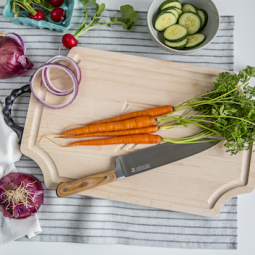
(160, 0), (182, 11)
(165, 37), (188, 49)
(163, 7), (179, 19)
(185, 34), (206, 48)
(178, 12), (201, 35)
(182, 3), (197, 13)
(174, 7), (183, 16)
(154, 12), (177, 31)
(164, 24), (188, 42)
(197, 9), (208, 29)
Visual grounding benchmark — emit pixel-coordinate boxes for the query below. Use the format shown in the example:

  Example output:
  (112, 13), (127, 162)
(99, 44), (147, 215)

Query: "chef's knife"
(56, 138), (219, 197)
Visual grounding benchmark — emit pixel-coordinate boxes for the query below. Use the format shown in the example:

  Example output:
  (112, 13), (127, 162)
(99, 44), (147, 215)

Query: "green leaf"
(96, 3), (105, 17)
(94, 18), (101, 23)
(92, 0), (99, 10)
(116, 17), (128, 29)
(110, 15), (116, 22)
(117, 5), (139, 30)
(219, 105), (224, 115)
(246, 66), (255, 77)
(107, 24), (111, 27)
(128, 10), (139, 23)
(120, 5), (135, 19)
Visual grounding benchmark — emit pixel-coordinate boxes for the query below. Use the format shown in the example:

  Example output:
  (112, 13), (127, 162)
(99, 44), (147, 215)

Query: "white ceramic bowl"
(147, 0), (220, 54)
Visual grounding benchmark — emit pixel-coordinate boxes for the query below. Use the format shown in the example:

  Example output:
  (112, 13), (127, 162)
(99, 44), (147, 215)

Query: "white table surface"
(1, 0), (255, 254)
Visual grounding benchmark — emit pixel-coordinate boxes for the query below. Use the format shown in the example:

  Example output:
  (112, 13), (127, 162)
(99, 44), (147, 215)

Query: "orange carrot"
(61, 116), (157, 136)
(85, 105), (174, 126)
(58, 126), (159, 139)
(64, 134), (162, 147)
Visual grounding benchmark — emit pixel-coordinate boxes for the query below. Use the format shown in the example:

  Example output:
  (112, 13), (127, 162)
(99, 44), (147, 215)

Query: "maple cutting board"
(21, 47), (255, 217)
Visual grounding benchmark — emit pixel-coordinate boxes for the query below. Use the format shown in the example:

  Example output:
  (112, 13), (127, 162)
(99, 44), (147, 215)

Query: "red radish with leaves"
(29, 9), (44, 21)
(51, 8), (65, 22)
(12, 1), (54, 19)
(62, 34), (78, 49)
(49, 0), (64, 7)
(61, 1), (138, 49)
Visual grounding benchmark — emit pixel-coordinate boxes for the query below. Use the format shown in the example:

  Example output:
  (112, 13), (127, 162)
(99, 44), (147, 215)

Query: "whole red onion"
(0, 35), (33, 79)
(0, 173), (44, 219)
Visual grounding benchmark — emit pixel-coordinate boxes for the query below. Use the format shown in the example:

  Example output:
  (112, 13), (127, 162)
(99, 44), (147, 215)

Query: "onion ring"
(30, 63), (79, 109)
(42, 55), (81, 96)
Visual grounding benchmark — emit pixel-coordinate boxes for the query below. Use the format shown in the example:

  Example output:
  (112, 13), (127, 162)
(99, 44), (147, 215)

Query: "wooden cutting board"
(21, 47), (255, 217)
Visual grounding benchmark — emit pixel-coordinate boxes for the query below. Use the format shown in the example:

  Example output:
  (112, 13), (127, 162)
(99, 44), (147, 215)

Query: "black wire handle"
(2, 84), (31, 144)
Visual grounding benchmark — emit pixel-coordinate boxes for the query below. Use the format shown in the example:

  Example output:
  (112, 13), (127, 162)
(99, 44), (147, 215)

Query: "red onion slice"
(42, 55), (81, 96)
(46, 55), (81, 84)
(6, 33), (26, 55)
(41, 68), (70, 96)
(31, 63), (79, 109)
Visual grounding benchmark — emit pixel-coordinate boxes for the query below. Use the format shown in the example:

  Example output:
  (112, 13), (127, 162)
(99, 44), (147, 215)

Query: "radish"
(51, 8), (65, 22)
(29, 10), (44, 21)
(62, 34), (78, 49)
(61, 1), (138, 49)
(49, 0), (64, 8)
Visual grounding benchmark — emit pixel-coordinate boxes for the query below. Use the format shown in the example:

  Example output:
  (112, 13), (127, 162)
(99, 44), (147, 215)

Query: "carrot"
(61, 116), (157, 136)
(64, 134), (162, 147)
(58, 126), (159, 139)
(85, 105), (174, 126)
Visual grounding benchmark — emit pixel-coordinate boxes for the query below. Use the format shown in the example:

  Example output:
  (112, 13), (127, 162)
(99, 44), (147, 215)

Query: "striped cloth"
(0, 3), (237, 250)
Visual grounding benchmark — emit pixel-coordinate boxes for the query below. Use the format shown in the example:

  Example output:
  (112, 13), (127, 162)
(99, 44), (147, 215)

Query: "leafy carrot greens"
(73, 0), (138, 39)
(158, 66), (255, 155)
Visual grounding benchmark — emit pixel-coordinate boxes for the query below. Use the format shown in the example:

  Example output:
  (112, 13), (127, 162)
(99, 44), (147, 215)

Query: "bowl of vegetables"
(147, 0), (220, 53)
(3, 0), (75, 32)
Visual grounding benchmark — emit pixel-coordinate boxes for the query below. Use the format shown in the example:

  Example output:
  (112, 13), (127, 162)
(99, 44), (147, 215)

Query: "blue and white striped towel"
(0, 3), (237, 250)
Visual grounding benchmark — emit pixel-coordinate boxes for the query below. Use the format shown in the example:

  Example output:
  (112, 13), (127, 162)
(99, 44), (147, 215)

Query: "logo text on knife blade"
(131, 163), (151, 174)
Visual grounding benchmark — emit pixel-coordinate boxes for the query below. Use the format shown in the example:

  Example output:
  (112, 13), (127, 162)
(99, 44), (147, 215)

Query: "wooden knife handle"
(56, 170), (116, 198)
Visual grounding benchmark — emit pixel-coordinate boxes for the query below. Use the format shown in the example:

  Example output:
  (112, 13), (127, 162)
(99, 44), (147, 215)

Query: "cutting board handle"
(2, 84), (31, 144)
(56, 170), (117, 197)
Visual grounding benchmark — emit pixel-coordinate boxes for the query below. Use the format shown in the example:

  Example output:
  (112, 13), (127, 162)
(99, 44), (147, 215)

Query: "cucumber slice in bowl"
(165, 37), (188, 49)
(164, 24), (188, 42)
(185, 33), (206, 48)
(174, 7), (183, 16)
(182, 3), (197, 13)
(160, 0), (182, 11)
(197, 9), (208, 29)
(163, 7), (179, 19)
(178, 12), (201, 34)
(154, 12), (178, 31)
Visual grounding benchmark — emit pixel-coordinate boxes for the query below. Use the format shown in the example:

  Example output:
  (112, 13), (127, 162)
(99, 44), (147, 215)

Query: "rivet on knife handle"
(56, 170), (117, 197)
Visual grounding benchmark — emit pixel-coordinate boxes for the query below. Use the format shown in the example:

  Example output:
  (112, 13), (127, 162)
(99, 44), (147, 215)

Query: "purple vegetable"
(6, 33), (26, 54)
(43, 55), (81, 96)
(0, 34), (33, 79)
(0, 173), (44, 219)
(31, 63), (79, 109)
